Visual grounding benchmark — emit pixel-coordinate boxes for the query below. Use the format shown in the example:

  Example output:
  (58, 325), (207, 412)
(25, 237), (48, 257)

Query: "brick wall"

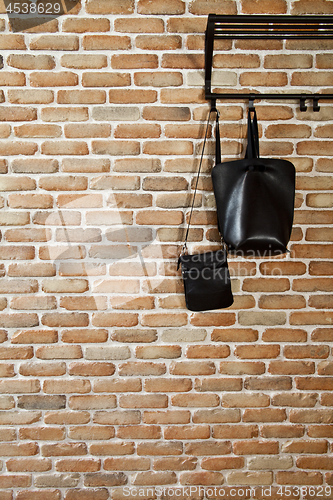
(0, 0), (333, 497)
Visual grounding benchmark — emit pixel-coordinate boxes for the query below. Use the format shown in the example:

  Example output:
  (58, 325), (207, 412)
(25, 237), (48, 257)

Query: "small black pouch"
(179, 249), (233, 312)
(178, 106), (233, 312)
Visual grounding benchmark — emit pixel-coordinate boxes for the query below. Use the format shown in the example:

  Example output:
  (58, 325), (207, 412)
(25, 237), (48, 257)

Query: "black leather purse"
(211, 106), (296, 255)
(178, 108), (233, 312)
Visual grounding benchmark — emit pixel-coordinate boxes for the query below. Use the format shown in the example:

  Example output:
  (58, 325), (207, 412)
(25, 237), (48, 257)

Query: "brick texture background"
(0, 0), (333, 497)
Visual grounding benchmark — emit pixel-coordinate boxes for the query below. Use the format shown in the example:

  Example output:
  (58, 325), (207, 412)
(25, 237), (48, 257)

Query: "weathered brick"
(41, 443), (87, 457)
(41, 141), (89, 156)
(0, 475), (31, 488)
(112, 54), (158, 69)
(201, 456), (244, 470)
(0, 314), (38, 329)
(30, 72), (78, 87)
(153, 456), (196, 471)
(12, 158), (59, 173)
(269, 361), (315, 375)
(143, 411), (190, 425)
(134, 470), (177, 485)
(120, 394), (168, 408)
(30, 35), (79, 51)
(243, 408), (287, 423)
(212, 424), (257, 439)
(41, 313), (89, 328)
(259, 295), (306, 309)
(0, 34), (26, 50)
(68, 426), (114, 441)
(276, 470), (323, 485)
(61, 54), (107, 69)
(8, 89), (54, 105)
(64, 124), (110, 138)
(89, 441), (135, 456)
(179, 471), (223, 486)
(93, 410), (140, 426)
(134, 71), (183, 88)
(223, 393), (270, 408)
(0, 72), (26, 86)
(144, 378), (191, 393)
(0, 141), (38, 155)
(185, 441), (232, 457)
(212, 328), (258, 343)
(143, 106), (190, 121)
(36, 345), (83, 360)
(44, 379), (89, 394)
(63, 17), (110, 33)
(8, 54), (55, 70)
(82, 72), (131, 87)
(68, 362), (115, 377)
(171, 393), (219, 408)
(0, 411), (41, 425)
(118, 361), (166, 377)
(41, 107), (89, 122)
(19, 362), (66, 377)
(1, 441), (38, 459)
(58, 90), (106, 105)
(233, 440), (279, 455)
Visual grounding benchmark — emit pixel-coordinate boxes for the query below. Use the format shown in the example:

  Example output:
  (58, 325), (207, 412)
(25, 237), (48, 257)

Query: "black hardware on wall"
(205, 14), (333, 112)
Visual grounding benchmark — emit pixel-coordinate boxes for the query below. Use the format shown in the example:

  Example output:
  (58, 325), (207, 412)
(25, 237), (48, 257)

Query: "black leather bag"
(178, 107), (233, 312)
(211, 107), (296, 255)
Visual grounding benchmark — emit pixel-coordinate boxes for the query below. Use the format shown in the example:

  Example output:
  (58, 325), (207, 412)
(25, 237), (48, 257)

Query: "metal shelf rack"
(205, 14), (333, 111)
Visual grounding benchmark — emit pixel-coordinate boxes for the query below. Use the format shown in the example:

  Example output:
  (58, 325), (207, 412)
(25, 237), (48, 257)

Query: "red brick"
(179, 471), (223, 486)
(201, 456), (244, 470)
(85, 0), (134, 14)
(233, 440), (279, 455)
(276, 471), (323, 485)
(269, 361), (315, 375)
(212, 424), (258, 439)
(185, 441), (233, 458)
(30, 35), (79, 51)
(112, 54), (158, 69)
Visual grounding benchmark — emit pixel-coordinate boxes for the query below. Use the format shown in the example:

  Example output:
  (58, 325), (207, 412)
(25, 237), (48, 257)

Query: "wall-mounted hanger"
(205, 14), (333, 112)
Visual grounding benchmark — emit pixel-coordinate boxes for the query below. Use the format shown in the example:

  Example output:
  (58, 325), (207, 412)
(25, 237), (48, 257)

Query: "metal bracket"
(300, 96), (307, 112)
(313, 97), (320, 112)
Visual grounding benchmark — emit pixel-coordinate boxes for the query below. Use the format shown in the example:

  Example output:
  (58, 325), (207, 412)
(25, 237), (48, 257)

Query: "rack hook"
(313, 97), (320, 112)
(300, 96), (307, 112)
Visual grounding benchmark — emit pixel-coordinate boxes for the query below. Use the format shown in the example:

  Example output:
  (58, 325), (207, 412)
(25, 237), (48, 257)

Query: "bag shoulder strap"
(180, 106), (215, 257)
(245, 108), (259, 159)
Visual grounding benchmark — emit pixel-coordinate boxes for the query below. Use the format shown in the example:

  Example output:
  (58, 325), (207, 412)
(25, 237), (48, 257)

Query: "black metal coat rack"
(205, 14), (333, 111)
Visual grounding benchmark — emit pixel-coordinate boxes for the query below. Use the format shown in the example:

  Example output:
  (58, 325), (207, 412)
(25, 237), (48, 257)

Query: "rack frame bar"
(205, 14), (333, 111)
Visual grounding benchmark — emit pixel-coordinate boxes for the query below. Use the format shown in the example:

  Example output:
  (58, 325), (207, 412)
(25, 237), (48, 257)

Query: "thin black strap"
(215, 109), (221, 165)
(180, 106), (214, 256)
